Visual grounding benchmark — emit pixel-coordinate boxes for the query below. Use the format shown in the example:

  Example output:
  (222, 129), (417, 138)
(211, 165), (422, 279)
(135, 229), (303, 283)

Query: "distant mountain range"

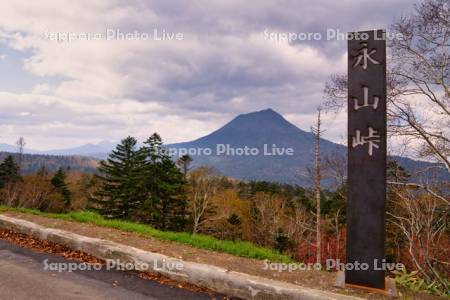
(167, 109), (448, 185)
(0, 140), (115, 159)
(1, 109), (447, 185)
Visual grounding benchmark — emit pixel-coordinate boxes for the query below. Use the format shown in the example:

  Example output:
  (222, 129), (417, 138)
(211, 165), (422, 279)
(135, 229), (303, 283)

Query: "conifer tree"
(94, 136), (146, 219)
(0, 155), (21, 189)
(141, 133), (187, 230)
(51, 167), (71, 205)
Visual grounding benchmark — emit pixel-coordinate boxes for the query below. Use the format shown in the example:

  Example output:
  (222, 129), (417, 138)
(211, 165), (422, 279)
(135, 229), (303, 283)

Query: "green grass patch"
(0, 206), (294, 263)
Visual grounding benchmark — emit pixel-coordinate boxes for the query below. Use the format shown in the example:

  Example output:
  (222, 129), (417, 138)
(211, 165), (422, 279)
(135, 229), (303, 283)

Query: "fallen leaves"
(0, 229), (103, 264)
(0, 229), (236, 299)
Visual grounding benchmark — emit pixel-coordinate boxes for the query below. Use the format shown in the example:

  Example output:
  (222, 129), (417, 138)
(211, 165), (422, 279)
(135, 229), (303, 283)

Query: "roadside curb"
(0, 215), (363, 300)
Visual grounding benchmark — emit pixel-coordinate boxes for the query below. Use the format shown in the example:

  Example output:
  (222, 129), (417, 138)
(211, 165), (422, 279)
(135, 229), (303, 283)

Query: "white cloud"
(0, 0), (416, 149)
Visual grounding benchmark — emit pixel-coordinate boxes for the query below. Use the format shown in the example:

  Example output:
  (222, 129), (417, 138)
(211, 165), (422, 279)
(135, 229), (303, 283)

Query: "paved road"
(0, 240), (224, 300)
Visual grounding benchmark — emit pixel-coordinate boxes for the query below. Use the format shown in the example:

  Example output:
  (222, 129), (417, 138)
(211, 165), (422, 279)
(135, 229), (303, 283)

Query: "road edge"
(0, 214), (363, 300)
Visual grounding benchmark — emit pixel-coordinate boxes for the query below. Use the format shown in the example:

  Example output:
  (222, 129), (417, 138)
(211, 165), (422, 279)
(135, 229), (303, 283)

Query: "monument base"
(334, 271), (398, 297)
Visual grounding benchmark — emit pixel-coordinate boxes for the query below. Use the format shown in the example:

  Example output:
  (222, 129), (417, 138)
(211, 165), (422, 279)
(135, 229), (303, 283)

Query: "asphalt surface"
(0, 239), (225, 300)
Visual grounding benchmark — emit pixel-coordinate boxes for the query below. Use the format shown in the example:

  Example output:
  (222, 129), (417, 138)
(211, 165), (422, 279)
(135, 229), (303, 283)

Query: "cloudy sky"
(0, 0), (417, 150)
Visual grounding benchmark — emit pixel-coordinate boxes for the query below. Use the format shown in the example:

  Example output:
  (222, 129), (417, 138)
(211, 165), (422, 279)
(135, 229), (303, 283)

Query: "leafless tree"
(323, 151), (347, 260)
(17, 173), (53, 209)
(324, 150), (347, 196)
(311, 108), (324, 264)
(387, 185), (449, 290)
(324, 0), (449, 172)
(251, 192), (288, 247)
(285, 199), (315, 250)
(16, 137), (26, 170)
(0, 182), (20, 206)
(187, 167), (223, 233)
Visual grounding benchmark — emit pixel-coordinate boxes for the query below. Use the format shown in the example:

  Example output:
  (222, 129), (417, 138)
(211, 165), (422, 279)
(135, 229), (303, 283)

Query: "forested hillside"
(0, 152), (98, 174)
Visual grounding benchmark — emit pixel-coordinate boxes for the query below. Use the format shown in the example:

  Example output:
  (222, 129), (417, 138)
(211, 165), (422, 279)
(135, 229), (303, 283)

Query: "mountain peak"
(183, 108), (313, 147)
(227, 108), (296, 131)
(236, 108), (281, 119)
(168, 108), (344, 185)
(256, 108), (277, 114)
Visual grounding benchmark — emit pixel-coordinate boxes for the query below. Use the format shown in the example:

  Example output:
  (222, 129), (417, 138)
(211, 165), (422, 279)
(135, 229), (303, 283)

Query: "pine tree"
(51, 168), (71, 205)
(93, 136), (146, 219)
(141, 133), (187, 231)
(0, 155), (21, 189)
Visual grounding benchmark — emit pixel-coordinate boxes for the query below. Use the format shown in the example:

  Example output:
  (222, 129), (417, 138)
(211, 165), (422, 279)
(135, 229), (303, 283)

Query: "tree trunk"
(312, 108), (322, 264)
